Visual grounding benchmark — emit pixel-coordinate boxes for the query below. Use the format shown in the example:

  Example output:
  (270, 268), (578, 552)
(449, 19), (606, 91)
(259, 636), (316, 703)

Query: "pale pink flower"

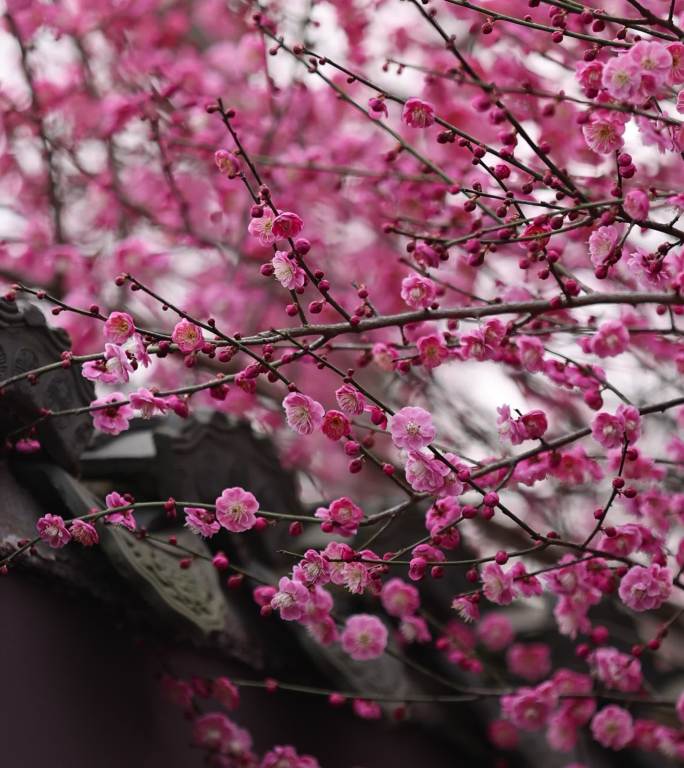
(130, 387), (168, 418)
(629, 40), (672, 96)
(214, 149), (239, 178)
(91, 393), (134, 435)
(215, 487), (258, 532)
(588, 225), (618, 266)
(618, 563), (672, 611)
(282, 392), (325, 435)
(272, 250), (306, 290)
(575, 60), (604, 96)
(271, 211), (304, 239)
(517, 336), (545, 372)
(399, 614), (431, 644)
(623, 189), (649, 221)
(667, 42), (684, 84)
(402, 97), (435, 128)
(70, 519), (99, 546)
(404, 450), (449, 494)
(380, 578), (420, 617)
(341, 614), (388, 660)
(627, 248), (671, 288)
(247, 209), (276, 245)
(602, 54), (640, 102)
(335, 384), (366, 415)
(36, 513), (71, 548)
(591, 705), (634, 750)
(104, 311), (135, 344)
(400, 274), (436, 309)
(82, 343), (133, 384)
(271, 576), (309, 621)
(184, 507), (220, 537)
(582, 115), (625, 154)
(390, 406), (435, 450)
(172, 319), (203, 353)
(481, 563), (515, 605)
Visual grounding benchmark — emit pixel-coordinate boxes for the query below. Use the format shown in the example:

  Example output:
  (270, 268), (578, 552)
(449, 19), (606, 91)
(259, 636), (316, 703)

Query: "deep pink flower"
(592, 647), (642, 693)
(591, 705), (634, 750)
(618, 563), (672, 611)
(36, 514), (71, 548)
(272, 211), (304, 239)
(506, 643), (551, 682)
(380, 578), (420, 617)
(172, 319), (203, 353)
(212, 677), (239, 711)
(316, 496), (364, 537)
(417, 334), (449, 369)
(589, 320), (630, 358)
(70, 519), (99, 546)
(501, 684), (557, 731)
(293, 549), (331, 587)
(214, 149), (239, 178)
(104, 311), (135, 344)
(452, 596), (480, 623)
(400, 274), (436, 309)
(368, 96), (388, 118)
(321, 410), (351, 441)
(390, 406), (435, 450)
(477, 613), (514, 651)
(588, 225), (619, 267)
(283, 392), (325, 435)
(404, 450), (449, 494)
(104, 490), (136, 530)
(582, 115), (625, 154)
(261, 745), (320, 768)
(401, 97), (435, 128)
(341, 614), (388, 660)
(185, 507), (220, 538)
(591, 411), (626, 449)
(215, 487), (258, 533)
(602, 54), (640, 102)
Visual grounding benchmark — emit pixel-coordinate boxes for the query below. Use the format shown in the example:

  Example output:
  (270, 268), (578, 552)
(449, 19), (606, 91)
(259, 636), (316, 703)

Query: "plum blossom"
(82, 343), (133, 384)
(104, 491), (136, 530)
(104, 311), (135, 344)
(481, 563), (515, 605)
(380, 578), (420, 618)
(315, 496), (364, 537)
(272, 251), (306, 290)
(70, 519), (99, 546)
(321, 410), (351, 441)
(247, 209), (276, 245)
(129, 388), (168, 419)
(390, 406), (435, 450)
(400, 275), (436, 309)
(91, 393), (135, 435)
(401, 98), (435, 128)
(618, 563), (672, 611)
(283, 392), (325, 435)
(184, 507), (220, 538)
(404, 450), (450, 494)
(335, 384), (366, 415)
(36, 513), (71, 548)
(215, 487), (258, 533)
(588, 320), (630, 358)
(591, 705), (634, 750)
(172, 319), (203, 353)
(271, 576), (309, 621)
(501, 684), (557, 731)
(272, 211), (304, 239)
(506, 643), (551, 682)
(582, 114), (625, 154)
(341, 614), (388, 660)
(592, 647), (642, 693)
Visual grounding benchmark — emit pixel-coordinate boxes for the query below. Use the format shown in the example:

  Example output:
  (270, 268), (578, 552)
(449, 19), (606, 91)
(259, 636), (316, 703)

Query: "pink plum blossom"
(215, 487), (258, 533)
